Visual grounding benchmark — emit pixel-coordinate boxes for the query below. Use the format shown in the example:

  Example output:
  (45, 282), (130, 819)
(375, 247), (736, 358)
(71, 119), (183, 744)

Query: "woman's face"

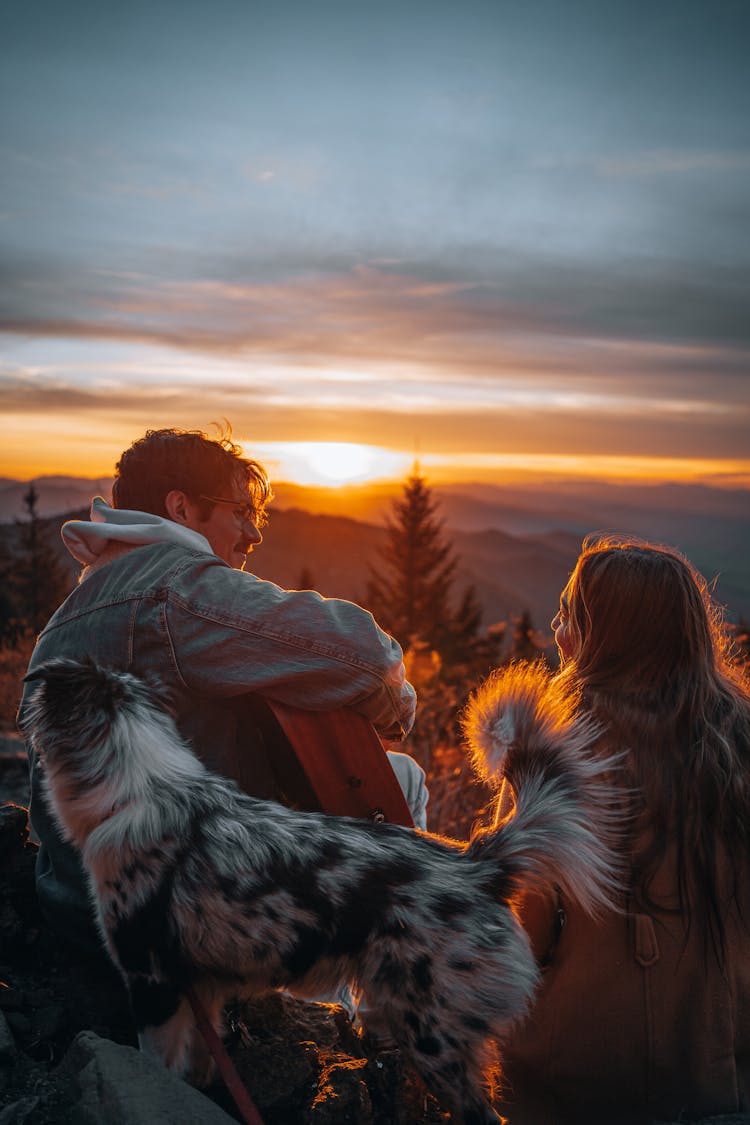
(551, 587), (577, 663)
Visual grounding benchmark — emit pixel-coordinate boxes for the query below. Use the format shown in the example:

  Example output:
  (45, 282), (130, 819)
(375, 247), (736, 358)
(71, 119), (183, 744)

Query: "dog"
(23, 658), (621, 1125)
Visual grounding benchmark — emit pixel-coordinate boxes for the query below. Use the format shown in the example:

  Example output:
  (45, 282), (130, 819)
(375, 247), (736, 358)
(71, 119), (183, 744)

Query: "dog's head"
(23, 658), (167, 774)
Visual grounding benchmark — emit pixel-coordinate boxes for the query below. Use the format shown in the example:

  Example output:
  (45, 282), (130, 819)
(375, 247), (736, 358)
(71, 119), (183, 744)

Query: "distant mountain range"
(0, 476), (114, 522)
(1, 474), (748, 626)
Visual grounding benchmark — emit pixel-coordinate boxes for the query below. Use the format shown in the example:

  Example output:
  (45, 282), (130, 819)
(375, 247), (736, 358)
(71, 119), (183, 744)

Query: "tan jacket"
(488, 793), (750, 1124)
(462, 661), (750, 1125)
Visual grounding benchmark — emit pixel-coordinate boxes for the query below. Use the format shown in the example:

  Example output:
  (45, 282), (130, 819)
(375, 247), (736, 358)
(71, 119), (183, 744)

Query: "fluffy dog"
(23, 658), (621, 1125)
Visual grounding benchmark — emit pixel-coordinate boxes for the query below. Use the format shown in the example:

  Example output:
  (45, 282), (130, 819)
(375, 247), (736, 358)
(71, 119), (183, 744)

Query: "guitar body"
(264, 700), (415, 828)
(215, 694), (415, 829)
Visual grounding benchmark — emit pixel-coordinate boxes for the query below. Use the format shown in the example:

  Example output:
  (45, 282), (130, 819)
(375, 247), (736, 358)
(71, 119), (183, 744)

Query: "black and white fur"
(23, 658), (620, 1125)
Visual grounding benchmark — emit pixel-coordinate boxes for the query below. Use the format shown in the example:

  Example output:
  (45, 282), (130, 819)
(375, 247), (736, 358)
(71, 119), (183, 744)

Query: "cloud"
(599, 150), (750, 178)
(534, 149), (750, 179)
(4, 254), (750, 357)
(2, 349), (748, 463)
(2, 256), (748, 470)
(5, 246), (750, 351)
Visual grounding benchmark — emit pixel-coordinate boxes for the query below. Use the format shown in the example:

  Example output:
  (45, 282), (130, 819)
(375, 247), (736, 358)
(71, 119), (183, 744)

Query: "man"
(19, 427), (425, 955)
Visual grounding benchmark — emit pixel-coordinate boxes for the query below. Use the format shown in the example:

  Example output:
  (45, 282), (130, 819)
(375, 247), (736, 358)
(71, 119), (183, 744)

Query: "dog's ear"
(24, 656), (97, 685)
(23, 668), (48, 684)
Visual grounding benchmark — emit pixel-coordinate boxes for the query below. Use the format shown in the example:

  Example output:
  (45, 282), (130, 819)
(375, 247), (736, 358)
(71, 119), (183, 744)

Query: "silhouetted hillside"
(1, 477), (748, 625)
(0, 476), (112, 522)
(0, 510), (747, 633)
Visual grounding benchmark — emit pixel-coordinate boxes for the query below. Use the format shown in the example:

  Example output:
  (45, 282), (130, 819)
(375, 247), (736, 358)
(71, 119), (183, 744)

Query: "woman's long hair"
(559, 534), (750, 959)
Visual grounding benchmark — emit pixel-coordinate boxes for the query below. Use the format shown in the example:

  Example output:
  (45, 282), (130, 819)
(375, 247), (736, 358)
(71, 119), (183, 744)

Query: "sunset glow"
(1, 4), (747, 495)
(250, 442), (411, 487)
(2, 419), (748, 491)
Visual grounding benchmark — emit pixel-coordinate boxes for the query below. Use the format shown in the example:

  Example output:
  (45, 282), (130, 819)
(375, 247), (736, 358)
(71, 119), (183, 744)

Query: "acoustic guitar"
(223, 694), (415, 829)
(265, 700), (415, 828)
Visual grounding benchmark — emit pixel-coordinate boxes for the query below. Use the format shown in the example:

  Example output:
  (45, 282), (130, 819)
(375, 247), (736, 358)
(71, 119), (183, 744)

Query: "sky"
(1, 0), (749, 486)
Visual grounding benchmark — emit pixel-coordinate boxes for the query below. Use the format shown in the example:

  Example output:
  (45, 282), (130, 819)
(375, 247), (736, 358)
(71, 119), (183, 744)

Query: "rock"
(0, 1096), (41, 1124)
(55, 1030), (238, 1124)
(2, 1013), (29, 1040)
(0, 908), (23, 956)
(0, 806), (39, 957)
(0, 737), (29, 810)
(0, 805), (30, 849)
(657, 1119), (750, 1125)
(30, 1001), (67, 1043)
(310, 1054), (372, 1123)
(227, 994), (439, 1125)
(0, 1010), (16, 1063)
(229, 993), (362, 1122)
(0, 983), (23, 1013)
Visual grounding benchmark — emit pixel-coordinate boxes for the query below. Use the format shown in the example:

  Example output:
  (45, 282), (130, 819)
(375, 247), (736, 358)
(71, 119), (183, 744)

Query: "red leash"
(184, 985), (265, 1125)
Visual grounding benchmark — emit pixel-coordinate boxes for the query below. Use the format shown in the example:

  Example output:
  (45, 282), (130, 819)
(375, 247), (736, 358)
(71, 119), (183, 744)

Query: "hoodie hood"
(61, 497), (213, 566)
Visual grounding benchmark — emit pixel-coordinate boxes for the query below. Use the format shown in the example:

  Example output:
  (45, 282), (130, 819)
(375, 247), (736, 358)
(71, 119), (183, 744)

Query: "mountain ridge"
(1, 478), (747, 628)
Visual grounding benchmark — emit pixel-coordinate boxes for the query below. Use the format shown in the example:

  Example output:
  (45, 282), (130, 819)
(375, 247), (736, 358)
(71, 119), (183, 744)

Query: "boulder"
(0, 1096), (40, 1124)
(57, 1030), (238, 1124)
(0, 1012), (15, 1066)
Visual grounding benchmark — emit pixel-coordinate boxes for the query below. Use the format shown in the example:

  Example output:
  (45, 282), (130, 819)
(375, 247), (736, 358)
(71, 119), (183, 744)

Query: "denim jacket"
(18, 501), (420, 952)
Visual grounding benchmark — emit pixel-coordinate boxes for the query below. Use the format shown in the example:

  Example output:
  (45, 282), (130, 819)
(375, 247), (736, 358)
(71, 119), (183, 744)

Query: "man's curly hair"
(111, 426), (272, 525)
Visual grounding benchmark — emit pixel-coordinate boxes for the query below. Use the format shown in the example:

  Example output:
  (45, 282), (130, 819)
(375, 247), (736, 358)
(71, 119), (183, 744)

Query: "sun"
(249, 442), (410, 487)
(302, 442), (377, 483)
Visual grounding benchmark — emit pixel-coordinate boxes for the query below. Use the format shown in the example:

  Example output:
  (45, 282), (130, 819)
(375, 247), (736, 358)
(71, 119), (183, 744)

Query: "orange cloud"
(2, 263), (748, 480)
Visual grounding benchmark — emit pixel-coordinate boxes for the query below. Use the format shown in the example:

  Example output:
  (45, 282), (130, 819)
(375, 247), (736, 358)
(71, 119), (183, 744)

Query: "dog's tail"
(462, 661), (624, 916)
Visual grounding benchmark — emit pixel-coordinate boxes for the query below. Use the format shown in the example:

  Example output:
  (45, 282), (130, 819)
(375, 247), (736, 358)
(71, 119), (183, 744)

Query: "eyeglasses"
(200, 494), (259, 526)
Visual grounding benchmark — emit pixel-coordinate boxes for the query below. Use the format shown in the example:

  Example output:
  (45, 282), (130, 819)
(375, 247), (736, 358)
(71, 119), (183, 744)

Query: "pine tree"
(365, 471), (501, 681)
(443, 584), (503, 676)
(368, 473), (506, 781)
(366, 472), (458, 651)
(442, 584), (482, 661)
(508, 609), (549, 665)
(6, 486), (72, 641)
(0, 538), (21, 647)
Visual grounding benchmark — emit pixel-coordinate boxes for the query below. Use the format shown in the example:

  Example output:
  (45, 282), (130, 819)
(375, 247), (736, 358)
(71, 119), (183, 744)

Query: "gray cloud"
(2, 361), (747, 461)
(2, 256), (749, 392)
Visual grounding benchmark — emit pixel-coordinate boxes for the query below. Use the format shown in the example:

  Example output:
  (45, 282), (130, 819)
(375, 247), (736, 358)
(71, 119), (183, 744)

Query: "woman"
(464, 535), (750, 1124)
